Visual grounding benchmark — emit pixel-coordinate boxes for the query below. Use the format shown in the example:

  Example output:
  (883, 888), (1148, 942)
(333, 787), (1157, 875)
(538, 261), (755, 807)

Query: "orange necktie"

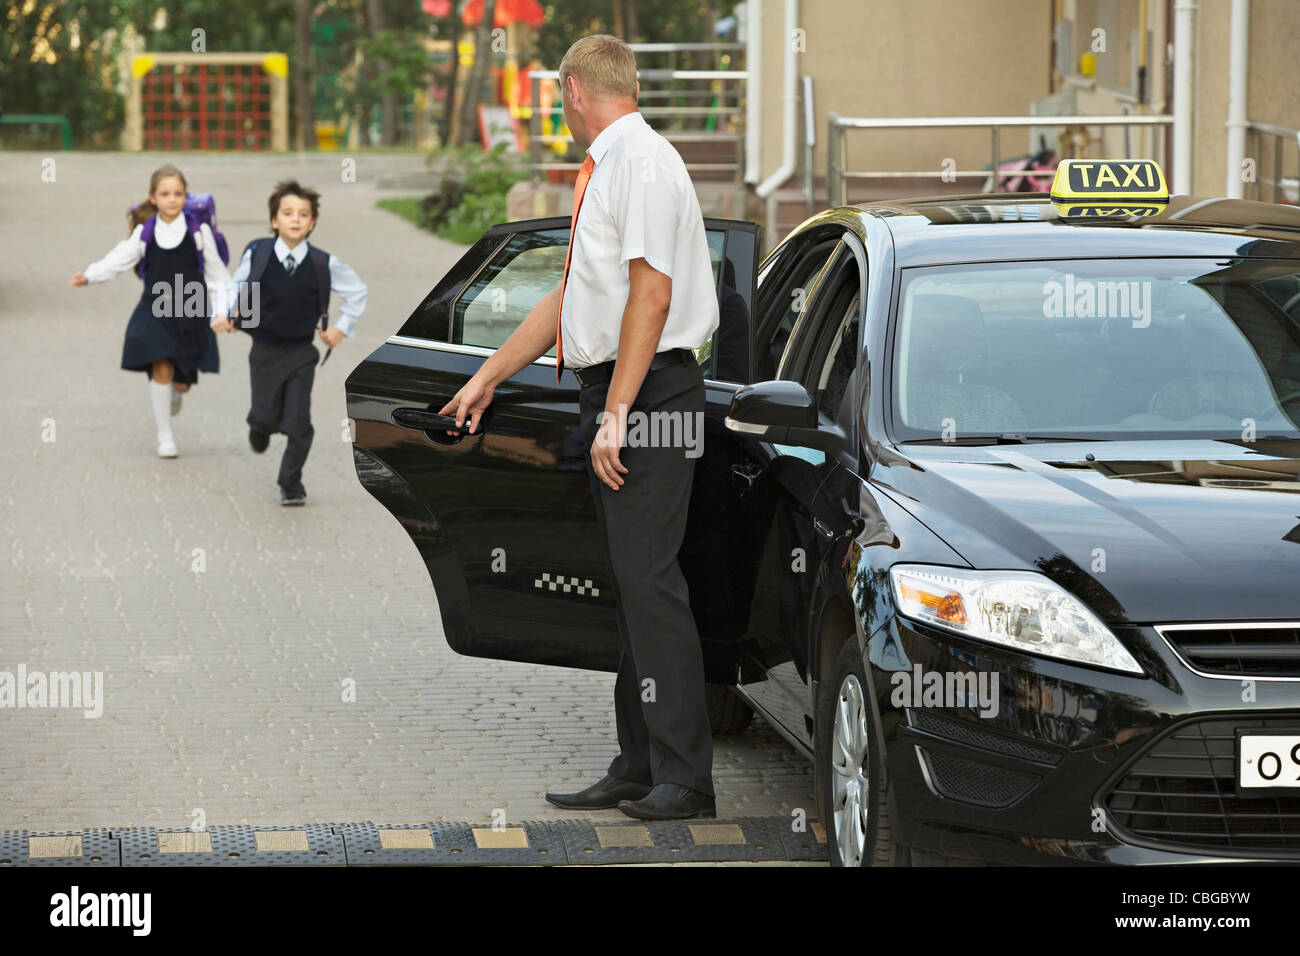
(556, 154), (595, 385)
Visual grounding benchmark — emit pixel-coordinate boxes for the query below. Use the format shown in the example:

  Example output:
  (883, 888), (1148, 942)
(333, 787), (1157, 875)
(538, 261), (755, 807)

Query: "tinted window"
(451, 226), (732, 356)
(793, 250), (861, 424)
(752, 229), (843, 382)
(453, 228), (568, 350)
(892, 258), (1300, 440)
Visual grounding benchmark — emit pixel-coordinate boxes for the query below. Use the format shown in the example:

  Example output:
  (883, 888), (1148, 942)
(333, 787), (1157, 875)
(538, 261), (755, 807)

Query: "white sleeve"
(598, 150), (679, 279)
(197, 223), (233, 287)
(327, 255), (368, 338)
(216, 245), (253, 319)
(84, 224), (145, 283)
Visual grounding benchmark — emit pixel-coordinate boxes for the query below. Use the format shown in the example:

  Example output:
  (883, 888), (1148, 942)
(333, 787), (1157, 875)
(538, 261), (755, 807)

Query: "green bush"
(420, 143), (527, 243)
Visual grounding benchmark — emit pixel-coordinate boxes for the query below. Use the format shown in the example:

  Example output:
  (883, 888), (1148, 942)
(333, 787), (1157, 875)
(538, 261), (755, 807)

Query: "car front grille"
(1103, 716), (1300, 856)
(1157, 623), (1300, 678)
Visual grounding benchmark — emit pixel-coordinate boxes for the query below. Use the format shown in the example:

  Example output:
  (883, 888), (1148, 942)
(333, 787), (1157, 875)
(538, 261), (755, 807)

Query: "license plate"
(1236, 731), (1300, 795)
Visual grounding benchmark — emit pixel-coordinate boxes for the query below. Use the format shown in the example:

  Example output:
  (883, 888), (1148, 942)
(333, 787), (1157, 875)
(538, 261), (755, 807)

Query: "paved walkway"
(0, 152), (816, 842)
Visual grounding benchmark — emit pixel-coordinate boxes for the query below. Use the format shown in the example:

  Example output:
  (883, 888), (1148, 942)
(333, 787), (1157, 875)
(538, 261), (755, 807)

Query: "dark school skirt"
(121, 290), (220, 385)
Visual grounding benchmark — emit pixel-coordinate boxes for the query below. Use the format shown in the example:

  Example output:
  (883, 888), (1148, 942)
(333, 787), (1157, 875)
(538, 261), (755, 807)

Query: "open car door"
(345, 216), (760, 678)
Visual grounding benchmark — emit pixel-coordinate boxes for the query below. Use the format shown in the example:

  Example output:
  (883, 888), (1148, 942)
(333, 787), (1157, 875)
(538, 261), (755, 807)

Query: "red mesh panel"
(142, 63), (274, 151)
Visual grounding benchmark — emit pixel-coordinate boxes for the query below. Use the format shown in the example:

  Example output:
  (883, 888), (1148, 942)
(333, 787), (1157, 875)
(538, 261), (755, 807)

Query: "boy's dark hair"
(267, 179), (321, 235)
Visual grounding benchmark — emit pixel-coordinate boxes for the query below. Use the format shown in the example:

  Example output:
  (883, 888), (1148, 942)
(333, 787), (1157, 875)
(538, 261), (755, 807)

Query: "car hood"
(875, 439), (1300, 624)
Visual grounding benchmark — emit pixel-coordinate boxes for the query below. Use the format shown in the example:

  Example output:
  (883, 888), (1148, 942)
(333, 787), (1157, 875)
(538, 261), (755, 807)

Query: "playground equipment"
(0, 114), (72, 150)
(124, 52), (289, 151)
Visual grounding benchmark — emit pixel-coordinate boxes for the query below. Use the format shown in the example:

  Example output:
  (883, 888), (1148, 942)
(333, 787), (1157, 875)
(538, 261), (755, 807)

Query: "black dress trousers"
(247, 338), (318, 495)
(577, 352), (715, 798)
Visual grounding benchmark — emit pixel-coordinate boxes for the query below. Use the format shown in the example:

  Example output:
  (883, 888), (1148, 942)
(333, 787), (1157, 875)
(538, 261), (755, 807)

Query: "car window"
(793, 249), (862, 423)
(752, 227), (845, 382)
(891, 258), (1300, 441)
(452, 228), (568, 350)
(451, 226), (732, 355)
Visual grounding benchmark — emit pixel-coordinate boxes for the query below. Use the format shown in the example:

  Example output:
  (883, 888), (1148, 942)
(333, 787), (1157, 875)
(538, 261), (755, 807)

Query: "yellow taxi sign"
(1049, 159), (1169, 204)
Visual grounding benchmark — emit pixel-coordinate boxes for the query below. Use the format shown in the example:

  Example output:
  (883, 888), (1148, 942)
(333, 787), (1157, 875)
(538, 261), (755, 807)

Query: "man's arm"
(588, 257), (672, 490)
(605, 257), (672, 414)
(438, 281), (562, 433)
(478, 282), (563, 386)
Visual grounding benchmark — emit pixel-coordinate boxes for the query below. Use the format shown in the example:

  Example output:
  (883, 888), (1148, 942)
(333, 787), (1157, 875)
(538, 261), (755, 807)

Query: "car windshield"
(891, 258), (1300, 442)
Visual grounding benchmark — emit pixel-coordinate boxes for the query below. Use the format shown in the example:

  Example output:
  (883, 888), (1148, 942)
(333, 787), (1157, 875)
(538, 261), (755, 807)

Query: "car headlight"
(888, 564), (1142, 674)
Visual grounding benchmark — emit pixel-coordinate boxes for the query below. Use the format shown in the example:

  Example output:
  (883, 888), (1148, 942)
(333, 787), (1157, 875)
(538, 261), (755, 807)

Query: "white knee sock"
(150, 380), (175, 443)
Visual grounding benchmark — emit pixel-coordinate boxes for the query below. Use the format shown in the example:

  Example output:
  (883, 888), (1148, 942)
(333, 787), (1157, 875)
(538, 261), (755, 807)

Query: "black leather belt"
(569, 348), (695, 388)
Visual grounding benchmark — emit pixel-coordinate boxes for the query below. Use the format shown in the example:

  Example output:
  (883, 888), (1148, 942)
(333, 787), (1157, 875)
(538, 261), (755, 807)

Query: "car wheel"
(706, 682), (755, 735)
(816, 638), (908, 867)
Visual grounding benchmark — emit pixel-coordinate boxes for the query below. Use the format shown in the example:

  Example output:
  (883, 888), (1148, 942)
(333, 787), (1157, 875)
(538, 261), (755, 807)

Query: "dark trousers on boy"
(248, 338), (317, 495)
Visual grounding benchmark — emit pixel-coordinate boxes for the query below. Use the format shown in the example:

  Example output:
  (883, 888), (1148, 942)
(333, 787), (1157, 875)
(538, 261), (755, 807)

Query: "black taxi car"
(345, 160), (1300, 866)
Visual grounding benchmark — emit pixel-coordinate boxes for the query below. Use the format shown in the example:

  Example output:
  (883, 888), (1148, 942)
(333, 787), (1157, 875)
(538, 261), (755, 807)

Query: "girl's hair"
(127, 164), (188, 234)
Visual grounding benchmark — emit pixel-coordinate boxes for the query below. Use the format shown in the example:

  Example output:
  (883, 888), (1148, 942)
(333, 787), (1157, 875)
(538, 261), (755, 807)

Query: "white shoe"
(156, 438), (178, 458)
(171, 387), (183, 416)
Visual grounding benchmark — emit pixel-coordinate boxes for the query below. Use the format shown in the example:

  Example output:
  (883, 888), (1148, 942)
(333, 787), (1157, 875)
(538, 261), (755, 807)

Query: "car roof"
(822, 194), (1300, 265)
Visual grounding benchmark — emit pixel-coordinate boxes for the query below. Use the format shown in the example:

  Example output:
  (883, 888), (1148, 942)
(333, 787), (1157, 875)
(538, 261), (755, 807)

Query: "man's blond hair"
(558, 34), (638, 102)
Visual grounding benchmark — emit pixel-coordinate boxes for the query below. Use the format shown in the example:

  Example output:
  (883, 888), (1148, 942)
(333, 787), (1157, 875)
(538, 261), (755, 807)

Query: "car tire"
(815, 637), (909, 867)
(706, 683), (754, 735)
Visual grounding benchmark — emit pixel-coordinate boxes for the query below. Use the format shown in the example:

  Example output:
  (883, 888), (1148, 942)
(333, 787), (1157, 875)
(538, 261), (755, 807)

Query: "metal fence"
(526, 43), (746, 205)
(1245, 120), (1300, 204)
(826, 113), (1175, 207)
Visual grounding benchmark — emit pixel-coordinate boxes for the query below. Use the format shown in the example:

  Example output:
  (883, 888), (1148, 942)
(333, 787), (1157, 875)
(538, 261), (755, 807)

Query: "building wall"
(755, 0), (1054, 196)
(751, 0), (1297, 206)
(1193, 0), (1300, 198)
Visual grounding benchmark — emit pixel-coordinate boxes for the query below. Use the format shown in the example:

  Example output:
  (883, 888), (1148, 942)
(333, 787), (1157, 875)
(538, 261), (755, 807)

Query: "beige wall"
(756, 0), (1053, 194)
(753, 0), (1298, 204)
(1193, 0), (1300, 197)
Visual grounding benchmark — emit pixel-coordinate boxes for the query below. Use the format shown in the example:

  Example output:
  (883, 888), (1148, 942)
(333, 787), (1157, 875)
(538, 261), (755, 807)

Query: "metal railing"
(0, 113), (72, 150)
(1245, 120), (1300, 204)
(525, 42), (746, 197)
(827, 113), (1175, 207)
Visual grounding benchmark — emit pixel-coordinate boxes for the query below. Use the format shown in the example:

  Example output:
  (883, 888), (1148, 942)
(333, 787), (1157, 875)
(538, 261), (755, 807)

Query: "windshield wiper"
(901, 434), (1106, 445)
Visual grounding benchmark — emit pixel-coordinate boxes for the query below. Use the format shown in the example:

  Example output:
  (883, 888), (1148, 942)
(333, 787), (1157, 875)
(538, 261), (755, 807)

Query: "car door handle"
(392, 407), (475, 433)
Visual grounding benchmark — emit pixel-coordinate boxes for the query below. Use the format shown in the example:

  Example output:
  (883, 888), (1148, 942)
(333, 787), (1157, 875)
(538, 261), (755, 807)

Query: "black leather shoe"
(280, 488), (307, 506)
(618, 783), (716, 820)
(544, 774), (652, 810)
(249, 428), (269, 453)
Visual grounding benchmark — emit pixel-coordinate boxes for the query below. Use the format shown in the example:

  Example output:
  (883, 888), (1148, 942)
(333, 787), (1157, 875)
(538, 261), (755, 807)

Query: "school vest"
(242, 239), (330, 344)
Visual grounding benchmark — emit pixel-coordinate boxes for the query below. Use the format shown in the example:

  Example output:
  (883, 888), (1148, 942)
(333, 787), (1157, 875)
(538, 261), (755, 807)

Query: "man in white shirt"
(440, 34), (720, 820)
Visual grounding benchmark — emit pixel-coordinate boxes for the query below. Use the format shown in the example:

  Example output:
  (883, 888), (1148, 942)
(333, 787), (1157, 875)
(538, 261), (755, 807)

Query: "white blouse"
(83, 214), (233, 288)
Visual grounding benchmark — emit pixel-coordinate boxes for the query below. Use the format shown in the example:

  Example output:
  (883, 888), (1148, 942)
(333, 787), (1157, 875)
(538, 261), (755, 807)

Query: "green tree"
(1, 1), (129, 146)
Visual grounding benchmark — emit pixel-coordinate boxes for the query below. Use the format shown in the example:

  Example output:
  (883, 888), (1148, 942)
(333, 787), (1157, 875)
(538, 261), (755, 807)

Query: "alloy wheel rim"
(830, 673), (870, 866)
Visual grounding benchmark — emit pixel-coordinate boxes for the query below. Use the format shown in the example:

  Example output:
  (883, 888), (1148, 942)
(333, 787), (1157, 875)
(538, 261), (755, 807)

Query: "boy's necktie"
(555, 154), (594, 386)
(284, 255), (297, 275)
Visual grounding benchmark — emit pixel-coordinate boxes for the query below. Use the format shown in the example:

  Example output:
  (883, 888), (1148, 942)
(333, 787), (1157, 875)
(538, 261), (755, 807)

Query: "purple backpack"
(132, 192), (231, 279)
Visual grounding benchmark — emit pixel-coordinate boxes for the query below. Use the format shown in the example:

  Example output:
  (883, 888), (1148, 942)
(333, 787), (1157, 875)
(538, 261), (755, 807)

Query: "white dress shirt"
(83, 215), (233, 301)
(559, 110), (719, 369)
(220, 236), (368, 337)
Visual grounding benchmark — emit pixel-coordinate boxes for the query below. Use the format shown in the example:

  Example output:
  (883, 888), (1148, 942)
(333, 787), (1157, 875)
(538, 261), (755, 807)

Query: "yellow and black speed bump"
(0, 829), (119, 867)
(0, 817), (828, 865)
(116, 824), (345, 866)
(553, 817), (786, 864)
(775, 820), (831, 861)
(340, 821), (563, 865)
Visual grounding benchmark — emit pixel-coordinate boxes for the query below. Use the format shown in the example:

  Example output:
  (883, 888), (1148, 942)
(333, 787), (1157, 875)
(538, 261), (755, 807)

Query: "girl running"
(70, 164), (230, 458)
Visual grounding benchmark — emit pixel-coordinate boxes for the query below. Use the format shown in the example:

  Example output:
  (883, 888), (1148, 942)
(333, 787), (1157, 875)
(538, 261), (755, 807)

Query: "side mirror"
(724, 380), (848, 454)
